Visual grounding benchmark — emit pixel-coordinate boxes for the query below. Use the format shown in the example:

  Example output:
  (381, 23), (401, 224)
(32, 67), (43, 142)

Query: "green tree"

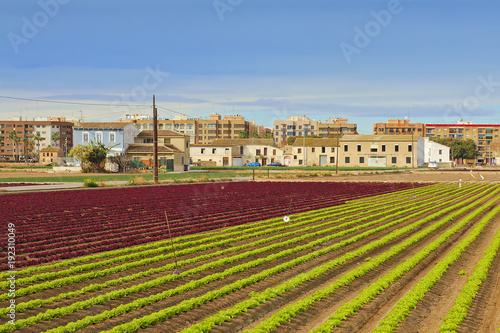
(51, 131), (60, 148)
(238, 131), (249, 139)
(430, 137), (478, 160)
(22, 137), (32, 162)
(252, 132), (261, 138)
(264, 133), (273, 139)
(32, 132), (45, 162)
(69, 141), (112, 172)
(8, 131), (20, 162)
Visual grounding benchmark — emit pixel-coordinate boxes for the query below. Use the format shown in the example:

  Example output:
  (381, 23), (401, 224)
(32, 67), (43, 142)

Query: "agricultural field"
(1, 182), (500, 332)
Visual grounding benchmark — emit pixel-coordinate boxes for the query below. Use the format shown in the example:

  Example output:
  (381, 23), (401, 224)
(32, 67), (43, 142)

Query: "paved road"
(0, 183), (84, 192)
(0, 178), (253, 193)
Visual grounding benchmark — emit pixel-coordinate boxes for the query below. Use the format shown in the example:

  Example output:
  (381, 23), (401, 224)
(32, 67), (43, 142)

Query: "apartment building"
(273, 115), (318, 146)
(373, 119), (425, 135)
(0, 117), (74, 161)
(123, 114), (270, 145)
(424, 121), (500, 164)
(318, 117), (357, 137)
(274, 116), (358, 146)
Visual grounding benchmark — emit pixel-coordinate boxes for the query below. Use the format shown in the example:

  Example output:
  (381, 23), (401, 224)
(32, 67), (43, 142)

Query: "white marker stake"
(459, 179), (462, 188)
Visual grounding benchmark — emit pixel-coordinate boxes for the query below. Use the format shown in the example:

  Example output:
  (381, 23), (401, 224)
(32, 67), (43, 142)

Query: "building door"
(368, 156), (387, 167)
(232, 157), (242, 166)
(223, 157), (229, 166)
(319, 155), (327, 166)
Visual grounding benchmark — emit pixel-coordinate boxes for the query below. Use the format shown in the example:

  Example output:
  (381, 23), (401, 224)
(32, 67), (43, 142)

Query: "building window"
(225, 148), (230, 154)
(408, 145), (412, 152)
(344, 144), (348, 152)
(395, 145), (399, 152)
(273, 149), (276, 155)
(357, 144), (361, 152)
(330, 156), (335, 163)
(359, 157), (364, 163)
(392, 157), (397, 163)
(109, 132), (116, 143)
(439, 149), (442, 155)
(370, 147), (377, 153)
(212, 148), (216, 154)
(311, 148), (315, 152)
(382, 145), (386, 152)
(256, 149), (261, 155)
(298, 159), (302, 165)
(331, 147), (335, 153)
(298, 148), (302, 154)
(345, 156), (350, 163)
(83, 132), (89, 143)
(406, 157), (411, 164)
(201, 148), (205, 154)
(321, 147), (326, 153)
(96, 132), (103, 143)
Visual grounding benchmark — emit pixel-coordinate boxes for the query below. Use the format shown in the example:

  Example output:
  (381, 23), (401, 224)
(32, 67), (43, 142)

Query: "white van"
(428, 161), (439, 169)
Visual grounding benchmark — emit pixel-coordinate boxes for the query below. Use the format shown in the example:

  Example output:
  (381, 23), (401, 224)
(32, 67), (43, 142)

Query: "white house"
(423, 138), (451, 164)
(190, 138), (284, 166)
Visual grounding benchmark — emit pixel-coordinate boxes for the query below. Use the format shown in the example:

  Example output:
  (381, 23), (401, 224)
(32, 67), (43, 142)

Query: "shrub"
(132, 176), (146, 185)
(83, 179), (98, 187)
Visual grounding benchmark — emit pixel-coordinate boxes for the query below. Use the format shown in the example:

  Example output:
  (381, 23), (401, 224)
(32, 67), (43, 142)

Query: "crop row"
(439, 214), (500, 332)
(184, 186), (500, 333)
(27, 185), (492, 333)
(0, 183), (447, 284)
(373, 201), (500, 332)
(0, 183), (439, 281)
(312, 193), (500, 332)
(2, 182), (422, 269)
(0, 184), (457, 323)
(0, 185), (456, 331)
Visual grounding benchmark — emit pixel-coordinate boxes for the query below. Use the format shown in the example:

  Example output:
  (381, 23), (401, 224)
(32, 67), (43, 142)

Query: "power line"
(0, 95), (149, 107)
(0, 94), (196, 120)
(156, 105), (192, 118)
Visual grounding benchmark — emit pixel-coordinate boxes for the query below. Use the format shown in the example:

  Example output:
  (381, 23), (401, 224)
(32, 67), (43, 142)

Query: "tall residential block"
(0, 117), (74, 161)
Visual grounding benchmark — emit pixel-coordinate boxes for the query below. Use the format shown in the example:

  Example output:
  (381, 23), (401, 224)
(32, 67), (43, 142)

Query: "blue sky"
(1, 0), (500, 134)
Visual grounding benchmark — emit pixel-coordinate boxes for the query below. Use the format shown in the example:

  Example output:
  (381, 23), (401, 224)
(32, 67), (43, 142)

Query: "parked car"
(245, 162), (261, 167)
(267, 162), (283, 167)
(428, 161), (439, 169)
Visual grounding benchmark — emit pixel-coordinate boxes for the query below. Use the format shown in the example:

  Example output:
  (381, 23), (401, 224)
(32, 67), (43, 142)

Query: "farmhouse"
(125, 130), (190, 171)
(190, 138), (283, 166)
(39, 147), (63, 164)
(285, 135), (425, 167)
(73, 122), (139, 157)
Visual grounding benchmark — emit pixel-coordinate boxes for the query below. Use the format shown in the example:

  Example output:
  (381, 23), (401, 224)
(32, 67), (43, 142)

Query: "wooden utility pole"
(153, 95), (158, 184)
(336, 127), (341, 174)
(411, 126), (414, 171)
